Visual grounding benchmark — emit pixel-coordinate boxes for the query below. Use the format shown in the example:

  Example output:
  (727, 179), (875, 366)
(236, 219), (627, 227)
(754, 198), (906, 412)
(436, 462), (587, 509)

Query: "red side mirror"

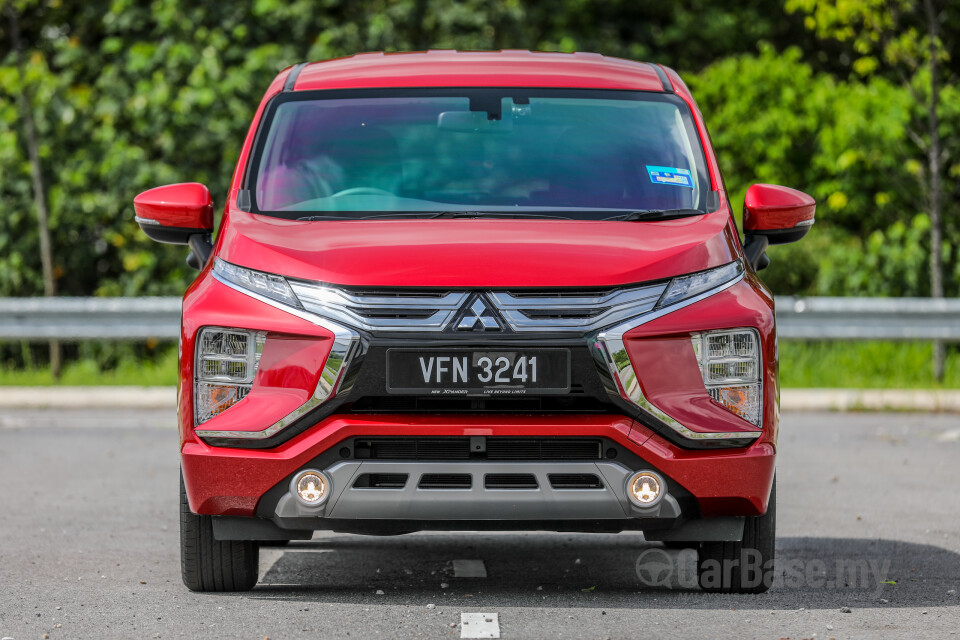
(134, 183), (214, 245)
(743, 183), (815, 245)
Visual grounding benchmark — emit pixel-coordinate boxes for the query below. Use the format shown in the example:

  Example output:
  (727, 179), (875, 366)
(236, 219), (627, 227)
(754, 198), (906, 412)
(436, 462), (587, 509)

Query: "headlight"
(656, 261), (743, 309)
(205, 260), (362, 441)
(691, 328), (762, 426)
(214, 258), (300, 308)
(194, 327), (266, 424)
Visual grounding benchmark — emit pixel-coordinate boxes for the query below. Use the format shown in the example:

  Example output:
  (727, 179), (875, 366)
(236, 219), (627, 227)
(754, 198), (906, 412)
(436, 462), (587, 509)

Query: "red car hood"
(215, 210), (740, 288)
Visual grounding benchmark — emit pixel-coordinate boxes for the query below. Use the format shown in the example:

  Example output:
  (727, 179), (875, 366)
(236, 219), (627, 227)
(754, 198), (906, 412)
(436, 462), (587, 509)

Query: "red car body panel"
(291, 51), (666, 93)
(166, 51), (795, 533)
(215, 210), (739, 288)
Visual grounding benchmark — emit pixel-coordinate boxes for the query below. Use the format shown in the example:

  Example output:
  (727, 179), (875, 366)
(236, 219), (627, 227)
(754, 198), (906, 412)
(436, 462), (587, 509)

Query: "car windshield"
(249, 89), (711, 219)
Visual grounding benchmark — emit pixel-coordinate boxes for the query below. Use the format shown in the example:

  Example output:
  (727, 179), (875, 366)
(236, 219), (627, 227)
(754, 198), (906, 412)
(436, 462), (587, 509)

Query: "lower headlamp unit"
(691, 328), (762, 426)
(195, 327), (266, 425)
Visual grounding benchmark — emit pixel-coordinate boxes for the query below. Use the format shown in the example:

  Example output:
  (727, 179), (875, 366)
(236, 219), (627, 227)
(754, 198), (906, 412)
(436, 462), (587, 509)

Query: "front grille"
(548, 473), (604, 489)
(418, 473), (472, 489)
(487, 438), (602, 460)
(354, 438), (470, 460)
(287, 280), (668, 334)
(489, 283), (666, 332)
(355, 310), (437, 320)
(352, 473), (408, 489)
(351, 438), (603, 461)
(519, 309), (605, 320)
(289, 283), (468, 332)
(485, 473), (538, 489)
(348, 393), (607, 415)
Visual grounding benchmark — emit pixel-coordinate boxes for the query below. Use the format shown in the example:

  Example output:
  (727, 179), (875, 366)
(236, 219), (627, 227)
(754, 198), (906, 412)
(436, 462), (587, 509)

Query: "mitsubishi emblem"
(457, 298), (501, 331)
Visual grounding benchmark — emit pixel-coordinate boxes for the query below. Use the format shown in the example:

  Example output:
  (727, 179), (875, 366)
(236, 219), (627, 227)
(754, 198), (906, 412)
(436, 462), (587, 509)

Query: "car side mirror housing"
(742, 183), (816, 271)
(134, 183), (215, 269)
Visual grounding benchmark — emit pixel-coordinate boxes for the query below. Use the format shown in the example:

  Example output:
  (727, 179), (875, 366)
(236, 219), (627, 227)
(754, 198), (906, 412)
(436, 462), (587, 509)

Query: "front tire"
(180, 473), (259, 592)
(697, 476), (776, 594)
(661, 541), (696, 550)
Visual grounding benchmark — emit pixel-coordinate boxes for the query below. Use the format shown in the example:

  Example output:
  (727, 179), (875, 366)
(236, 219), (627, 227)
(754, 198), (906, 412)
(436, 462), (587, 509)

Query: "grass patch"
(0, 348), (178, 386)
(780, 341), (960, 389)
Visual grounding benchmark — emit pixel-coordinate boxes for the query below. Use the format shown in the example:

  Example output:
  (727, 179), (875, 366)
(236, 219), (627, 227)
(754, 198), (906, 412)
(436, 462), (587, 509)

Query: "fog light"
(291, 470), (330, 507)
(626, 471), (665, 507)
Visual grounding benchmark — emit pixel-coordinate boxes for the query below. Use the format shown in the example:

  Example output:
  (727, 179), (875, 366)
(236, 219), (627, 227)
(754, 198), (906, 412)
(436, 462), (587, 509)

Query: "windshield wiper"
(296, 215), (366, 221)
(295, 211), (573, 221)
(427, 211), (572, 220)
(602, 209), (705, 222)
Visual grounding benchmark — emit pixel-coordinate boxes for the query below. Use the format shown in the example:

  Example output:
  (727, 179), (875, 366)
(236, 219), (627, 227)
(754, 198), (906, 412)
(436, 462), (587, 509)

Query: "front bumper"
(181, 414), (776, 524)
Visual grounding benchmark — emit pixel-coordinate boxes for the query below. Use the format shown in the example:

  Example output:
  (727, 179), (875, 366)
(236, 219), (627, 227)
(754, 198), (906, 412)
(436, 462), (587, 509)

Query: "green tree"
(786, 0), (955, 377)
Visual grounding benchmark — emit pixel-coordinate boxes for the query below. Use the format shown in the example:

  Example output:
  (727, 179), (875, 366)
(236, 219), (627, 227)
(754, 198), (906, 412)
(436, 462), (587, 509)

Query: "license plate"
(386, 349), (571, 396)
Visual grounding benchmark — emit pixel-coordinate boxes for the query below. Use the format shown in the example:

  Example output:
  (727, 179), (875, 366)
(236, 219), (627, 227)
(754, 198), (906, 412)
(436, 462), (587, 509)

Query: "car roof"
(288, 50), (670, 93)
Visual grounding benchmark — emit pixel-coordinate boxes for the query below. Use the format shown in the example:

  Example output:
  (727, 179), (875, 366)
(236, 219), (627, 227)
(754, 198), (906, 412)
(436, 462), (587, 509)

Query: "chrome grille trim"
(289, 282), (468, 332)
(490, 284), (667, 332)
(290, 280), (669, 334)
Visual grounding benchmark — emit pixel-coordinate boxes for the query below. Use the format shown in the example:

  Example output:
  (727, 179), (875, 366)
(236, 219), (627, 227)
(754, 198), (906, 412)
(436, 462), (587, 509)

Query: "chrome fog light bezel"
(626, 470), (666, 508)
(290, 469), (331, 507)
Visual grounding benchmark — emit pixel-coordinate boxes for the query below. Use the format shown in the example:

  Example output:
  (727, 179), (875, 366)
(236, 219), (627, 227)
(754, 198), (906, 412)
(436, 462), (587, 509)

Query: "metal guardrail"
(0, 297), (181, 340)
(775, 296), (960, 340)
(0, 295), (958, 341)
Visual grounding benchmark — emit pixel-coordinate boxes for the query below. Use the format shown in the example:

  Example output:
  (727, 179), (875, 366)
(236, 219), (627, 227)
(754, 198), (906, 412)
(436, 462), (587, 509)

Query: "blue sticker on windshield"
(646, 165), (694, 188)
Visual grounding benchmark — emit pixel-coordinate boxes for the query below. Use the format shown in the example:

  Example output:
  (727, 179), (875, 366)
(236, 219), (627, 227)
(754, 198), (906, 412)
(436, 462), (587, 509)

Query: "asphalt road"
(1, 408), (958, 639)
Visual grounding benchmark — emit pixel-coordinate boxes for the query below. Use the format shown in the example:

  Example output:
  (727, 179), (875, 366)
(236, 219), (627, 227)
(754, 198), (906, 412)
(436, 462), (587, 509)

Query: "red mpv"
(134, 51), (814, 593)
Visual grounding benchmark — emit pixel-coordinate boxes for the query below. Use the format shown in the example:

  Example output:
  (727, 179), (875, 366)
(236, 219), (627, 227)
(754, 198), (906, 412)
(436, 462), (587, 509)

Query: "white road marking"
(453, 559), (487, 578)
(259, 548), (286, 580)
(937, 428), (960, 442)
(260, 546), (334, 584)
(460, 612), (500, 639)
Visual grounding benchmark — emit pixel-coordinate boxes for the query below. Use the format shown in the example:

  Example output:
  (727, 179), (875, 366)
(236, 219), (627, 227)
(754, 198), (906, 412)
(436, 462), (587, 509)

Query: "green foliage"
(816, 214), (937, 296)
(687, 45), (833, 228)
(0, 343), (178, 385)
(689, 40), (958, 298)
(785, 0), (945, 76)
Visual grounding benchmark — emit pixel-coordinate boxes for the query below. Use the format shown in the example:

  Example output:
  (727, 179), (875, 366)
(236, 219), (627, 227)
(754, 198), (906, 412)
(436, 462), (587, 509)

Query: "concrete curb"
(2, 386), (960, 412)
(0, 386), (176, 409)
(781, 388), (960, 412)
